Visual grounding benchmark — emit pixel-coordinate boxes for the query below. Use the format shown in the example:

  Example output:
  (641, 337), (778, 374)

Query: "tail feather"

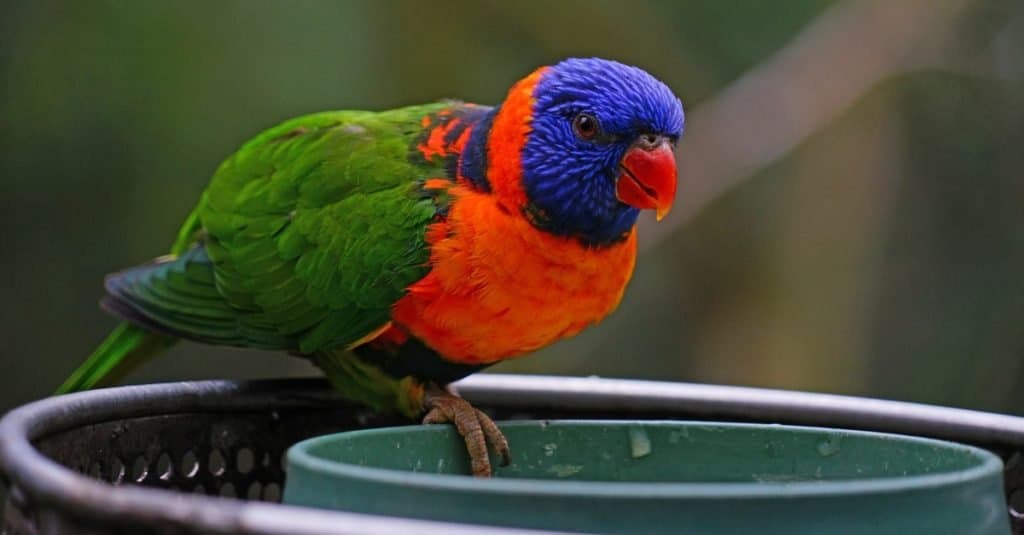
(60, 241), (286, 395)
(99, 296), (181, 338)
(55, 322), (176, 395)
(58, 208), (204, 395)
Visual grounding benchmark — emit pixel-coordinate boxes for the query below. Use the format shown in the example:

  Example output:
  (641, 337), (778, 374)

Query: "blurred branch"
(643, 0), (979, 251)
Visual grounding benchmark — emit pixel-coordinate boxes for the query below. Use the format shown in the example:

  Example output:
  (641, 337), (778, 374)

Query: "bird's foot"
(422, 386), (510, 477)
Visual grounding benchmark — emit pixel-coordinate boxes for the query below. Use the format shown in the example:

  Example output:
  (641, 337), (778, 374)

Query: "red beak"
(616, 139), (677, 221)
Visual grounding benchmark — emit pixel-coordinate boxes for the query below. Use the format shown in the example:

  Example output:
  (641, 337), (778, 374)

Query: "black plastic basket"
(2, 374), (1023, 534)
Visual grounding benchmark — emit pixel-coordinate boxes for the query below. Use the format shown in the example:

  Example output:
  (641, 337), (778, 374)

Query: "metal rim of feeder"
(0, 374), (1023, 534)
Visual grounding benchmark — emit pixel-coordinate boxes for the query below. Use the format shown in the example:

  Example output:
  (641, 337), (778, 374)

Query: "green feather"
(60, 103), (456, 400)
(56, 323), (175, 394)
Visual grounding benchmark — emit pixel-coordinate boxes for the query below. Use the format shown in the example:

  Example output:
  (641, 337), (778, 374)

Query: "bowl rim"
(286, 419), (1005, 500)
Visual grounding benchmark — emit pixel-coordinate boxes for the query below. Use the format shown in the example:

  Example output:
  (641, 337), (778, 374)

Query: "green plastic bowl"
(284, 421), (1008, 534)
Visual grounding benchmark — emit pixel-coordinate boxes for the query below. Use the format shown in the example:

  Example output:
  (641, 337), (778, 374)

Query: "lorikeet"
(58, 57), (685, 477)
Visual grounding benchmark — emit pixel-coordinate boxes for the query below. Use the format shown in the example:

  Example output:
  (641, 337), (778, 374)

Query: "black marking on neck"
(523, 202), (635, 248)
(458, 106), (497, 193)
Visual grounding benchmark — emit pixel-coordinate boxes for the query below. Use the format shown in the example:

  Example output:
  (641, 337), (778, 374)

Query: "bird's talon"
(423, 389), (510, 477)
(475, 408), (511, 466)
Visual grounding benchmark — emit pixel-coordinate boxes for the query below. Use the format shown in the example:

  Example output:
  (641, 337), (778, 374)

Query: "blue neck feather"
(457, 106), (495, 193)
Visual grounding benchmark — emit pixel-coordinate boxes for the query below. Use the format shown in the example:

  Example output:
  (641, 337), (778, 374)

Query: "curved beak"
(616, 136), (677, 221)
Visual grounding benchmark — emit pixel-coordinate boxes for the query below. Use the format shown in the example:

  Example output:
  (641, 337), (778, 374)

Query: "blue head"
(521, 58), (685, 246)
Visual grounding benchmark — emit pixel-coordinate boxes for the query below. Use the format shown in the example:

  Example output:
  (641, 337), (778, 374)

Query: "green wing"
(59, 104), (451, 395)
(205, 106), (450, 352)
(114, 105), (448, 354)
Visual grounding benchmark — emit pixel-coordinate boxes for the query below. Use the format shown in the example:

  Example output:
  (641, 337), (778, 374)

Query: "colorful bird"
(58, 57), (685, 477)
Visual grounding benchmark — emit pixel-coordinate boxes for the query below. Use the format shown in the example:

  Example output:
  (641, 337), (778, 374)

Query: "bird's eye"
(572, 113), (599, 140)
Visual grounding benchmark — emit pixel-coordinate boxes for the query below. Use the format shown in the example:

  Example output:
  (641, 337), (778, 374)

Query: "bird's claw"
(423, 389), (510, 477)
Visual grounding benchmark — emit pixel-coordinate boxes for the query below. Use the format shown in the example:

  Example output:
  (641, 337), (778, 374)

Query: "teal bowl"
(283, 420), (1008, 534)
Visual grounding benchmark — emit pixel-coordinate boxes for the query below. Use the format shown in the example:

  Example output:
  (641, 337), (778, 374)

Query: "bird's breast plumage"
(390, 183), (637, 364)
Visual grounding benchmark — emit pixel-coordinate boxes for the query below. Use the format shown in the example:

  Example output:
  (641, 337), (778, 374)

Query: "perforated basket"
(2, 374), (1023, 534)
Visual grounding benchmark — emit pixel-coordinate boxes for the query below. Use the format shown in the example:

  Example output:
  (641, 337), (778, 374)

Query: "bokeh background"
(2, 0), (1022, 415)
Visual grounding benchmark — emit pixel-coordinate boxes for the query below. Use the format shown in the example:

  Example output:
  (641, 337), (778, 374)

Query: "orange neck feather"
(391, 184), (637, 365)
(484, 66), (548, 212)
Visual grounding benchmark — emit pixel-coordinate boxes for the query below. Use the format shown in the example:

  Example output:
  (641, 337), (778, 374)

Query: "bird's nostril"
(640, 134), (660, 149)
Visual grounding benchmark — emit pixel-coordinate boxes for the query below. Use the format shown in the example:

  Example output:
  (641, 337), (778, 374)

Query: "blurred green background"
(1, 0), (1022, 414)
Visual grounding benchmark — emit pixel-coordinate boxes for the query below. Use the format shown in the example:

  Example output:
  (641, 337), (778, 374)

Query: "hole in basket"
(8, 484), (27, 509)
(156, 453), (173, 481)
(109, 457), (125, 484)
(236, 448), (255, 474)
(208, 450), (226, 477)
(1007, 451), (1022, 471)
(262, 482), (281, 502)
(246, 481), (263, 500)
(220, 482), (237, 498)
(180, 450), (199, 478)
(88, 461), (102, 480)
(1010, 488), (1024, 519)
(132, 456), (149, 483)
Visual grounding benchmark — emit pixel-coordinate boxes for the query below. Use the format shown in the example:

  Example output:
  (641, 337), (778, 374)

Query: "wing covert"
(195, 106), (447, 352)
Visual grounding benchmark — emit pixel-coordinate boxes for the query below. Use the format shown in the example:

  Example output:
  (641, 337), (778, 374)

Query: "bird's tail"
(55, 322), (176, 395)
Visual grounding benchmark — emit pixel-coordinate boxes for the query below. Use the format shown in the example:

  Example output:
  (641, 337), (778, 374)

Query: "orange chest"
(390, 189), (638, 364)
